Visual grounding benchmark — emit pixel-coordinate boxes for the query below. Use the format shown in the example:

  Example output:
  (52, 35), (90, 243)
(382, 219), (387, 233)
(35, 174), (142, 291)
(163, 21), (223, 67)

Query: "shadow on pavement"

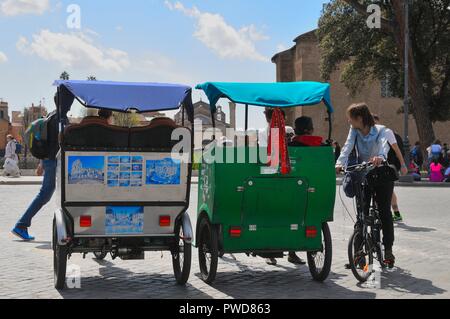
(380, 266), (447, 296)
(395, 223), (437, 233)
(56, 258), (213, 299)
(196, 255), (377, 299)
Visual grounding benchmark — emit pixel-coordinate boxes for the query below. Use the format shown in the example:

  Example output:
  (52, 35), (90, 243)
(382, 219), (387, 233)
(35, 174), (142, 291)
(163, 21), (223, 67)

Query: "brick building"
(272, 30), (450, 146)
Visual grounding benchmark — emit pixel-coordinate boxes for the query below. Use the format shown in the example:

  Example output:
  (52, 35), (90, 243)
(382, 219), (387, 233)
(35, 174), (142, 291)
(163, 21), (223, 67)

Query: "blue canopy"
(53, 80), (193, 121)
(195, 81), (333, 113)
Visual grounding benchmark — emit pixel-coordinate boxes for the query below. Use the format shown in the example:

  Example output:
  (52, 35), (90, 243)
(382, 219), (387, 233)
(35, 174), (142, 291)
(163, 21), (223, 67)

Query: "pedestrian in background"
(3, 134), (20, 177)
(373, 115), (407, 222)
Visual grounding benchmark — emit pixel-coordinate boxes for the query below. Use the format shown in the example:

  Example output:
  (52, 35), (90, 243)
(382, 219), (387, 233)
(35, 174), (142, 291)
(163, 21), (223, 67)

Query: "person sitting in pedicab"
(79, 108), (114, 125)
(289, 116), (324, 147)
(260, 108), (307, 266)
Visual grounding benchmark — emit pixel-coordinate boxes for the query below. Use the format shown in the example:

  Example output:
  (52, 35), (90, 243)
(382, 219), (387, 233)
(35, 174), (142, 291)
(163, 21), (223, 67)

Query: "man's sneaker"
(393, 212), (403, 222)
(288, 253), (306, 265)
(11, 227), (35, 241)
(266, 258), (277, 266)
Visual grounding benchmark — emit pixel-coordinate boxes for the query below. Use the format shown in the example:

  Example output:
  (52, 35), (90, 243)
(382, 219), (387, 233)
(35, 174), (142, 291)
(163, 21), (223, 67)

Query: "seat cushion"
(129, 124), (177, 149)
(64, 123), (129, 149)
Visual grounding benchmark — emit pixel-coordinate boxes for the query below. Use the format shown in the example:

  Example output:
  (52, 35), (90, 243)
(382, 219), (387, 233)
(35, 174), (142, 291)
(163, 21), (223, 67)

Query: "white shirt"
(385, 128), (397, 145)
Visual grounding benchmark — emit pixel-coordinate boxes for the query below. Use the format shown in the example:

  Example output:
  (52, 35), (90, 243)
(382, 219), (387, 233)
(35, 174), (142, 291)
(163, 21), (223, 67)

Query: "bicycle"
(344, 161), (393, 283)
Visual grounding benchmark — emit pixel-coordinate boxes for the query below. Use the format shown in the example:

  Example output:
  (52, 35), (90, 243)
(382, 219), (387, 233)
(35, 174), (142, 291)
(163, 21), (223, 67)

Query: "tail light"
(229, 227), (242, 238)
(159, 216), (171, 227)
(80, 216), (91, 228)
(306, 226), (317, 238)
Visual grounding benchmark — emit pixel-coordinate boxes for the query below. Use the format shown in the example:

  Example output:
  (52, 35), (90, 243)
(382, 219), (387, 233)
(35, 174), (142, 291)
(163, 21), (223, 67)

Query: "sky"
(0, 0), (328, 129)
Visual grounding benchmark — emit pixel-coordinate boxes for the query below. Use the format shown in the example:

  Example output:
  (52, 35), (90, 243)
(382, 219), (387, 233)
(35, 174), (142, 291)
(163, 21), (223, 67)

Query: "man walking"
(11, 98), (60, 241)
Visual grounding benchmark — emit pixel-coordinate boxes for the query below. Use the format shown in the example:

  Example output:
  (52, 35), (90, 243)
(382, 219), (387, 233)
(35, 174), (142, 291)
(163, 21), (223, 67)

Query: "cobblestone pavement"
(0, 185), (449, 299)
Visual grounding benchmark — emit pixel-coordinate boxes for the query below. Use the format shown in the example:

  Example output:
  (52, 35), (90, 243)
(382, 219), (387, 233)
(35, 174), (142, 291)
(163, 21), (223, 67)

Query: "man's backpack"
(25, 111), (57, 160)
(388, 132), (405, 171)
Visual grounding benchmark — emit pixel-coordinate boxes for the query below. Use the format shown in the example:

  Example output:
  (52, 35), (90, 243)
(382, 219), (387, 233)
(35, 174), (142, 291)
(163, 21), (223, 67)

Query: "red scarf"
(267, 108), (291, 175)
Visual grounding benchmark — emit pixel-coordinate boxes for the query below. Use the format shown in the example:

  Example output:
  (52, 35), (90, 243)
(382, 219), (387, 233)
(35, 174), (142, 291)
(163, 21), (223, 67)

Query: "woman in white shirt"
(336, 103), (396, 267)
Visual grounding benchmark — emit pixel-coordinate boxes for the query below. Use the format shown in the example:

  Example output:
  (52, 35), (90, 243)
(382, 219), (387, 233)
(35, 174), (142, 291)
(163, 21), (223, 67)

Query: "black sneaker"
(288, 253), (306, 265)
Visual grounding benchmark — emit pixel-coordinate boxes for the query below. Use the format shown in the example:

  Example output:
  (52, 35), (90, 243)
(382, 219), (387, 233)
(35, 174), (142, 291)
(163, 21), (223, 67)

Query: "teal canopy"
(195, 81), (334, 114)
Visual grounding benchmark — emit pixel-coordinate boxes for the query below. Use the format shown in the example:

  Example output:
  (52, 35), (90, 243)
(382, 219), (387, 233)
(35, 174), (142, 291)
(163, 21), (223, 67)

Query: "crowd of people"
(410, 140), (450, 183)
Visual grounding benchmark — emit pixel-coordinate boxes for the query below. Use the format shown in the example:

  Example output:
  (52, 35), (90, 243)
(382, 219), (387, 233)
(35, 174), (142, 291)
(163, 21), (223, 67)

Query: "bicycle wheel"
(348, 228), (373, 283)
(373, 227), (386, 269)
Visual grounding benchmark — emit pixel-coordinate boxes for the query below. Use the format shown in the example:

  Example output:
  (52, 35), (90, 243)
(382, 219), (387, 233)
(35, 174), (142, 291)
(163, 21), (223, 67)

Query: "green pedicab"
(194, 82), (336, 284)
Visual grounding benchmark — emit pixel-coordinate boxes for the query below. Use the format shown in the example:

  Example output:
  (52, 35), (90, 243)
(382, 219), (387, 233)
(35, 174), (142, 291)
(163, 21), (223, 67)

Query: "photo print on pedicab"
(68, 155), (105, 185)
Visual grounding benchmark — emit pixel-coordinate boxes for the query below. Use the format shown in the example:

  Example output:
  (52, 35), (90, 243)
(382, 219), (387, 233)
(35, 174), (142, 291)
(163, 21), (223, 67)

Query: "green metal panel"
(196, 146), (336, 253)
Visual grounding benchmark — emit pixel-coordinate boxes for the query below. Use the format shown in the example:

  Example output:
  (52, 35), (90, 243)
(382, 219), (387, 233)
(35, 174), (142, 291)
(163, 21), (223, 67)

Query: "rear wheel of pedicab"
(172, 221), (192, 285)
(53, 218), (68, 290)
(307, 222), (332, 282)
(348, 228), (374, 283)
(198, 218), (218, 284)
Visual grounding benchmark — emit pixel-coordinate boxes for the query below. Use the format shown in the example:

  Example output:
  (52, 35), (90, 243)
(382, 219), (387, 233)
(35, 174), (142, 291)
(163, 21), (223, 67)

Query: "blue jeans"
(16, 160), (57, 228)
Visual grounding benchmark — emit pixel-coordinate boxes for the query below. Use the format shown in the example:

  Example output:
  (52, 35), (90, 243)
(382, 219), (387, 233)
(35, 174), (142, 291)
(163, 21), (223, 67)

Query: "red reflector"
(159, 216), (171, 227)
(306, 226), (318, 238)
(229, 227), (242, 238)
(80, 216), (91, 228)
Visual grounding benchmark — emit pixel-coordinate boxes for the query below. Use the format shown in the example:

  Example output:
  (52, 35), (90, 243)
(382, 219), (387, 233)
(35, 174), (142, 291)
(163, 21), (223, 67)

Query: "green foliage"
(59, 71), (70, 80)
(318, 0), (450, 122)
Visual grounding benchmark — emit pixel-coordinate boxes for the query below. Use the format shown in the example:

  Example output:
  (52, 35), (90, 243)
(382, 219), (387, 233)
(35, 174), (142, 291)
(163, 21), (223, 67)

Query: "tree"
(60, 71), (70, 80)
(317, 0), (450, 149)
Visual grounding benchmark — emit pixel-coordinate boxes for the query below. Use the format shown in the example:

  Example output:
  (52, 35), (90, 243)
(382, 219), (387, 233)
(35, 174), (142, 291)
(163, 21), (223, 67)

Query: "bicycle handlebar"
(343, 160), (388, 173)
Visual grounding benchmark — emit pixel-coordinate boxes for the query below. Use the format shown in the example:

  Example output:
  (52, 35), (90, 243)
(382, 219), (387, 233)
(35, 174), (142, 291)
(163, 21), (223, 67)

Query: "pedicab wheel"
(198, 218), (218, 284)
(93, 251), (107, 260)
(172, 221), (192, 285)
(307, 222), (332, 282)
(348, 228), (374, 283)
(53, 218), (68, 290)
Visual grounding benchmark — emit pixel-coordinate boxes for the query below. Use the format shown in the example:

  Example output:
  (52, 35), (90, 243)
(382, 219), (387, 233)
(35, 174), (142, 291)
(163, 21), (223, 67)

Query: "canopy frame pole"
(327, 110), (333, 145)
(57, 86), (62, 132)
(182, 104), (185, 127)
(245, 104), (249, 147)
(211, 109), (216, 141)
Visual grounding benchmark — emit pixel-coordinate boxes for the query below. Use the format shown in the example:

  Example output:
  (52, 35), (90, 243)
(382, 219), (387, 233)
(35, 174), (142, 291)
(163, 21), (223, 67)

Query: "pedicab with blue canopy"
(52, 80), (194, 289)
(195, 81), (336, 284)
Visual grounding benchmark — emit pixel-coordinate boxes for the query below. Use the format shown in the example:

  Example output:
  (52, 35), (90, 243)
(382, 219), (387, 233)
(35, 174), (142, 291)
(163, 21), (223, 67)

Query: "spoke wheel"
(307, 222), (332, 282)
(172, 221), (192, 285)
(53, 218), (68, 290)
(198, 218), (218, 284)
(348, 228), (374, 283)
